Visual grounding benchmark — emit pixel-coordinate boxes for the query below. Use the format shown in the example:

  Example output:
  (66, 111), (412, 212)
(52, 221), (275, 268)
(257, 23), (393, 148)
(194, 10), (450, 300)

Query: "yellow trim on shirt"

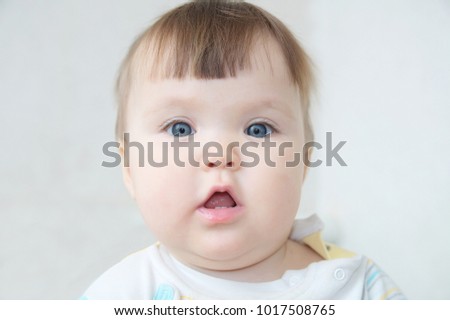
(303, 232), (356, 260)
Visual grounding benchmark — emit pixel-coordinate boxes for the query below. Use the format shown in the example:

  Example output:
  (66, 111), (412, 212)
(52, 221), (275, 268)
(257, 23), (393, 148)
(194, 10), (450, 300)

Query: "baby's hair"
(115, 0), (315, 143)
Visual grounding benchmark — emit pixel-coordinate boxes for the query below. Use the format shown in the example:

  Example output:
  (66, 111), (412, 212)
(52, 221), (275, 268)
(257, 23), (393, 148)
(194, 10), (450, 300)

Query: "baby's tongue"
(204, 192), (236, 209)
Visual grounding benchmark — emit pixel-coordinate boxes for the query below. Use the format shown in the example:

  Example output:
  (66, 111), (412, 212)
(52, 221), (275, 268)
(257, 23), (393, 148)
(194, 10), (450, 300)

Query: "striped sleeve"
(363, 259), (406, 300)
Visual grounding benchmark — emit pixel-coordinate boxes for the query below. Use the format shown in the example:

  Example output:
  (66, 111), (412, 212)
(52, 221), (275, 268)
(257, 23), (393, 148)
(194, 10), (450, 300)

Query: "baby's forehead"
(129, 60), (301, 125)
(136, 39), (300, 109)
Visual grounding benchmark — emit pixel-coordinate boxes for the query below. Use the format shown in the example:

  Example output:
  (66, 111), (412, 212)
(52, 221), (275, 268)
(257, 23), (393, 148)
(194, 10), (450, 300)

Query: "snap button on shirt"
(334, 268), (346, 281)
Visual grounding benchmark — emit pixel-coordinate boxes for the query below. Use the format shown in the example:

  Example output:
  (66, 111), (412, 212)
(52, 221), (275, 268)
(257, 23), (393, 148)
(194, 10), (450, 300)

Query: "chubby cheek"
(245, 141), (304, 230)
(131, 165), (195, 240)
(250, 167), (302, 218)
(126, 139), (191, 222)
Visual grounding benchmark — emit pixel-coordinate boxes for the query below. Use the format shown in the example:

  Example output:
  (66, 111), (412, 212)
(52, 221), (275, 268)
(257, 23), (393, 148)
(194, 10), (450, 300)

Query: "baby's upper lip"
(200, 185), (242, 208)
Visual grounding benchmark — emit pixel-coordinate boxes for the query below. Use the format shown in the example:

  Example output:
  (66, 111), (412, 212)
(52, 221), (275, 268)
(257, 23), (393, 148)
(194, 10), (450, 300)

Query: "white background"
(1, 0), (449, 299)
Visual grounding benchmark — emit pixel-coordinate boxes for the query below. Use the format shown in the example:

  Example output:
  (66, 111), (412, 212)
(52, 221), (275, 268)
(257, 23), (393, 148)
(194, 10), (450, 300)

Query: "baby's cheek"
(261, 165), (302, 218)
(132, 168), (164, 210)
(137, 166), (193, 211)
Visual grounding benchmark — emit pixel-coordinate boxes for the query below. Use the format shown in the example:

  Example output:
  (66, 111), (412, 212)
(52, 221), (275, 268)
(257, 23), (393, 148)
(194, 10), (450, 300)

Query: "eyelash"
(248, 120), (278, 134)
(161, 118), (192, 129)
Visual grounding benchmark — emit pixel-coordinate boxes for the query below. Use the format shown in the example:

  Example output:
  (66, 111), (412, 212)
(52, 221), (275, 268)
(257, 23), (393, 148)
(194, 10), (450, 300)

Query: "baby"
(83, 0), (405, 299)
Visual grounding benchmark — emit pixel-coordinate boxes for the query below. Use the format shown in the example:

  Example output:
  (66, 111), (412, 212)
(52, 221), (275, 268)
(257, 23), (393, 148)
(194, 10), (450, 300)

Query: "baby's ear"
(119, 146), (135, 199)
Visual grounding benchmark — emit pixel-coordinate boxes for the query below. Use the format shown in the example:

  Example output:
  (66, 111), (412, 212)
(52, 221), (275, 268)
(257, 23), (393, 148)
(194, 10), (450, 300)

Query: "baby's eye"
(166, 121), (194, 137)
(245, 123), (273, 138)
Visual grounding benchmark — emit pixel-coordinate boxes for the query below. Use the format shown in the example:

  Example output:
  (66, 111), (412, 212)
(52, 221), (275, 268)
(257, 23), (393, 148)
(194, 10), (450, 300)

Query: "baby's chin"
(169, 240), (273, 273)
(176, 245), (250, 266)
(172, 244), (289, 283)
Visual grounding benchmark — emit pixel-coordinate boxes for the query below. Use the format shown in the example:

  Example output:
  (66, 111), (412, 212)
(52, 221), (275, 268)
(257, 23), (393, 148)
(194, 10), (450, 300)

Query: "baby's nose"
(206, 159), (234, 168)
(199, 141), (241, 171)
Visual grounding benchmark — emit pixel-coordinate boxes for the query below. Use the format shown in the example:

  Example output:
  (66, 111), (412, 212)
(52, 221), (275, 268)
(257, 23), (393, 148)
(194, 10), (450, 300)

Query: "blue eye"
(167, 122), (194, 137)
(245, 123), (273, 137)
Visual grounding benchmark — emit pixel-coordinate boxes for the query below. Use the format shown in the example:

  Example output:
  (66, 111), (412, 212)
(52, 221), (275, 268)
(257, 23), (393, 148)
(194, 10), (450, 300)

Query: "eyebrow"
(149, 96), (295, 119)
(240, 98), (295, 119)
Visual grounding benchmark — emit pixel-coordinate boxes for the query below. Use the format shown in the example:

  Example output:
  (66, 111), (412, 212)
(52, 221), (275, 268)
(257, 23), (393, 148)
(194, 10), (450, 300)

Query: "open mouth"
(203, 191), (237, 209)
(197, 189), (242, 223)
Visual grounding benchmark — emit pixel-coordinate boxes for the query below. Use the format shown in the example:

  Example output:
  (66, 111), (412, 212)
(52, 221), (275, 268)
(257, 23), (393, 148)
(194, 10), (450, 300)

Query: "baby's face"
(122, 41), (306, 271)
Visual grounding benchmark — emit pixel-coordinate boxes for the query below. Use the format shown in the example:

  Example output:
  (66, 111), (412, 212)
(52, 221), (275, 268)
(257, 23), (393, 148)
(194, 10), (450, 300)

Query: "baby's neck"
(186, 240), (324, 283)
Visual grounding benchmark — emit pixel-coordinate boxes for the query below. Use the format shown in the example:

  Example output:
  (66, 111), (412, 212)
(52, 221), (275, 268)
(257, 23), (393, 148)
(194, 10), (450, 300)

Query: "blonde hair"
(115, 0), (315, 142)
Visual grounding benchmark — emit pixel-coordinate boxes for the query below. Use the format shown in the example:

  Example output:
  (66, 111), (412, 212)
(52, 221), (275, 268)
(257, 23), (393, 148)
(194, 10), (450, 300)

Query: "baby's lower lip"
(196, 206), (243, 224)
